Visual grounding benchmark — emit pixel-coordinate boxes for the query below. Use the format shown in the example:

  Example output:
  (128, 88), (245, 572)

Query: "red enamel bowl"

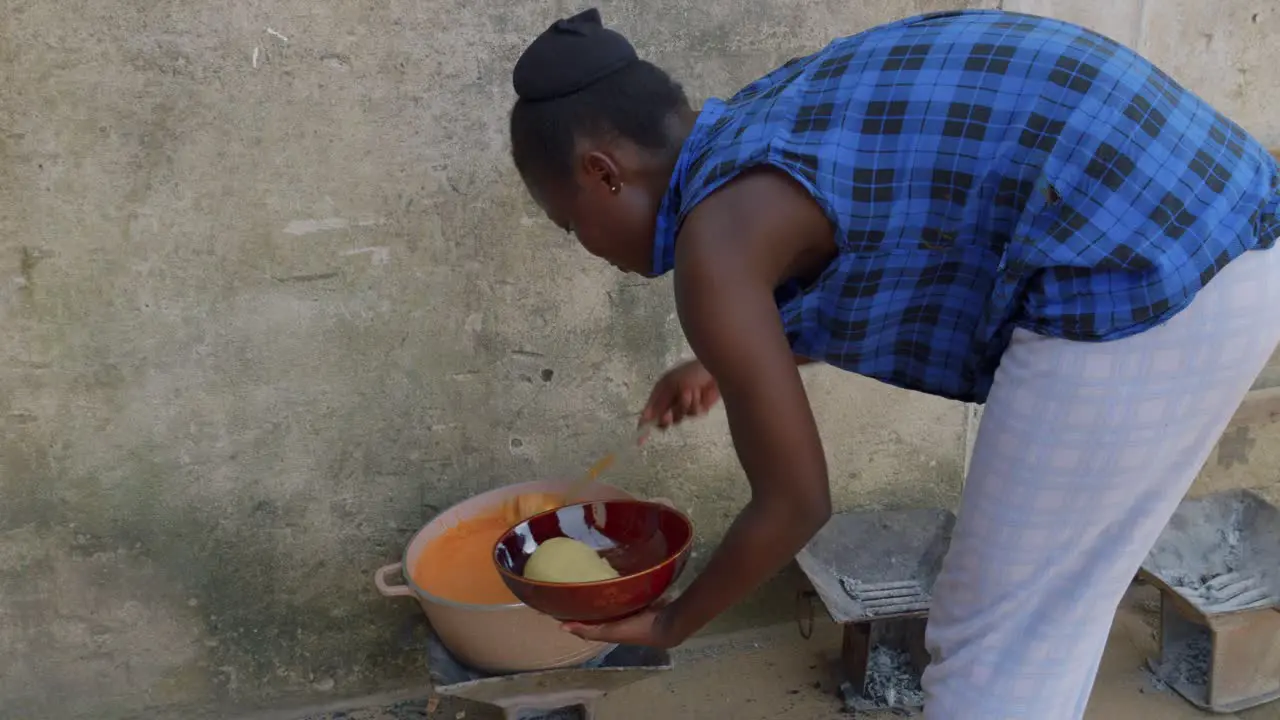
(494, 499), (694, 624)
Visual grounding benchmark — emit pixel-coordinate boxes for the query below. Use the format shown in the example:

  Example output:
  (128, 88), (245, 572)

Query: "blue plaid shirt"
(651, 10), (1280, 403)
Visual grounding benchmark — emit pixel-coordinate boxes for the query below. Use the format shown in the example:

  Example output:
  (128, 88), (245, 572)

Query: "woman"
(508, 8), (1280, 716)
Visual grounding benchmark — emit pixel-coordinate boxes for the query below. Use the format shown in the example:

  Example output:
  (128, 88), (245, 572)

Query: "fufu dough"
(524, 537), (620, 583)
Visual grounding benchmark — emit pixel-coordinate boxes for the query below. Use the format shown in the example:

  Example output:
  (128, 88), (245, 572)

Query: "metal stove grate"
(513, 707), (588, 720)
(427, 633), (672, 720)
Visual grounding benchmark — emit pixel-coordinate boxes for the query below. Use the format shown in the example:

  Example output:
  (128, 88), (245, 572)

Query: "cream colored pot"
(374, 478), (634, 673)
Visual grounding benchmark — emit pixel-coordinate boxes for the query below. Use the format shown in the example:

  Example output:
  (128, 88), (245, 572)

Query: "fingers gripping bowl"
(495, 500), (695, 623)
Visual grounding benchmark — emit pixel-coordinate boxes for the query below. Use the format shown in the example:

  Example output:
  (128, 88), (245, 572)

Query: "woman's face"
(527, 148), (662, 276)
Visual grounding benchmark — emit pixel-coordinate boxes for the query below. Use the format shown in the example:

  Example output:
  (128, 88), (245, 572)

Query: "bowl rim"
(492, 498), (695, 590)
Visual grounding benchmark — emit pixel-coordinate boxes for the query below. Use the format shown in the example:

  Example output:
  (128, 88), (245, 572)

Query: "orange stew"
(412, 508), (520, 605)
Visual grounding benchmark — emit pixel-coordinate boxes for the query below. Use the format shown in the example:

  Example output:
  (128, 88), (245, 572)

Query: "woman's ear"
(582, 150), (623, 194)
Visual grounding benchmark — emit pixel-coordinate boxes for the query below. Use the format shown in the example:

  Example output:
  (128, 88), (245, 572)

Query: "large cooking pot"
(374, 477), (637, 673)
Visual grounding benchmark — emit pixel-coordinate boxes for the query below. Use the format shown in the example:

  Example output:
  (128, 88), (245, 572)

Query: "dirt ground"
(295, 583), (1280, 720)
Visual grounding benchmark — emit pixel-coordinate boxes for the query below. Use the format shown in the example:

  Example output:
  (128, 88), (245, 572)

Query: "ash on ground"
(841, 645), (925, 713)
(1151, 634), (1211, 696)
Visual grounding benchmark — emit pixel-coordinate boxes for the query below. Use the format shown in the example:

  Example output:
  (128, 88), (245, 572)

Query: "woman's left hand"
(561, 599), (681, 649)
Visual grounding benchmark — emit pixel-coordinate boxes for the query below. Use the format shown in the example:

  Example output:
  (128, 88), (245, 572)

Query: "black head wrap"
(512, 8), (638, 102)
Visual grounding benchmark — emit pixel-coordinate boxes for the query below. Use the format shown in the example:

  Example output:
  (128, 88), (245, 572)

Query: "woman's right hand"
(641, 359), (721, 429)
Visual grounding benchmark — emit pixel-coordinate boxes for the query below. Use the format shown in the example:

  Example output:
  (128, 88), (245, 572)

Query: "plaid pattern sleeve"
(651, 9), (1280, 403)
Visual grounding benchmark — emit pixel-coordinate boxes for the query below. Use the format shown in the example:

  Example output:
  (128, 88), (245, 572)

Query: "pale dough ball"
(523, 537), (620, 583)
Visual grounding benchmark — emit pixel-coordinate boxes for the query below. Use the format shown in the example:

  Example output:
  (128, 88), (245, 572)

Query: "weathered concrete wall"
(0, 1), (1276, 718)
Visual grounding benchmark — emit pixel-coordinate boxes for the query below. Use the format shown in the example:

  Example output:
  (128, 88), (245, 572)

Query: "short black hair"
(509, 60), (690, 187)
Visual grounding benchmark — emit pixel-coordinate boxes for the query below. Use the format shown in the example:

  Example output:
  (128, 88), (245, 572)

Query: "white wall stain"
(282, 217), (383, 236)
(340, 246), (391, 265)
(283, 218), (349, 235)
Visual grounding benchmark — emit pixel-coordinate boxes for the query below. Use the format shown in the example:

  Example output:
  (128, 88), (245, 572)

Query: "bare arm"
(655, 170), (835, 643)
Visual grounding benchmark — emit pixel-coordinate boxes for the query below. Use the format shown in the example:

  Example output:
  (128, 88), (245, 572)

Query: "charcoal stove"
(795, 507), (954, 713)
(428, 631), (671, 720)
(1140, 489), (1280, 713)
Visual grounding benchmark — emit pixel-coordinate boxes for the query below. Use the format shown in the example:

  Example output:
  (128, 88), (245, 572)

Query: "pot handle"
(374, 563), (414, 598)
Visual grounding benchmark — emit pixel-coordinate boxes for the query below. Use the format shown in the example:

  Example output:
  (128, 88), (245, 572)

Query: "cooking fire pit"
(795, 507), (955, 713)
(1140, 489), (1280, 713)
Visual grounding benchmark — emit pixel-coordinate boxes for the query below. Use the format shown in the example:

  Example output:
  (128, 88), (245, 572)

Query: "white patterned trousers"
(922, 246), (1280, 719)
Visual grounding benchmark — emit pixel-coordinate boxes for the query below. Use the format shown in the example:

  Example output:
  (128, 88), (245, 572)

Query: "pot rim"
(400, 515), (528, 612)
(398, 479), (640, 612)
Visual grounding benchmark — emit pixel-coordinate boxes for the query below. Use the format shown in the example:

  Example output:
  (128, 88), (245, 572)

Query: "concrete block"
(1192, 417), (1280, 498)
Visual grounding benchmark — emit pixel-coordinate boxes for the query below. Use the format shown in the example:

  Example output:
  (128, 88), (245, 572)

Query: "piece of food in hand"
(523, 537), (621, 583)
